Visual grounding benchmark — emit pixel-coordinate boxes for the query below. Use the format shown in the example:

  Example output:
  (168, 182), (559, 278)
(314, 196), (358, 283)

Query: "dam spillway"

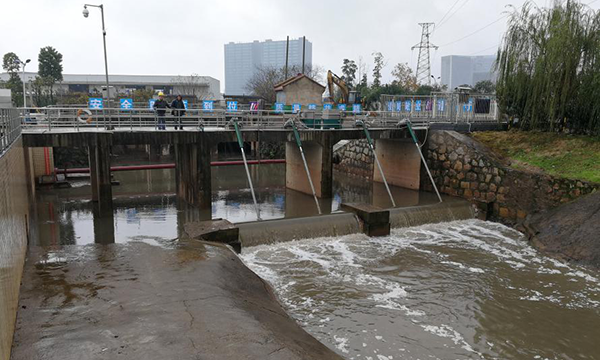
(241, 219), (600, 359)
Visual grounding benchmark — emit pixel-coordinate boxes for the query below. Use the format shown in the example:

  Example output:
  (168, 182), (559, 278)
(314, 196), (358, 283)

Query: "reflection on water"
(34, 164), (443, 246)
(241, 220), (600, 360)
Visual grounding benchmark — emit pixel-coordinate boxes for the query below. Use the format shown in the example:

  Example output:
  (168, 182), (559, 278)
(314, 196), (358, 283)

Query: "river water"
(33, 164), (600, 359)
(241, 220), (600, 360)
(33, 164), (441, 246)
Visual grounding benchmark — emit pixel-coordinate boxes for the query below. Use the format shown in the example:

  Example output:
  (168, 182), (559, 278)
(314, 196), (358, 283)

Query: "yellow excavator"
(327, 70), (361, 105)
(327, 70), (349, 104)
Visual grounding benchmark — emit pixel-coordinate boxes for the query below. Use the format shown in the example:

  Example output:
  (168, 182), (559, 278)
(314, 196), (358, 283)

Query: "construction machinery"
(327, 70), (361, 105)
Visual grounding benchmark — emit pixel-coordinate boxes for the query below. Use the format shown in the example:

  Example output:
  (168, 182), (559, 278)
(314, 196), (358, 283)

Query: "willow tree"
(496, 1), (600, 134)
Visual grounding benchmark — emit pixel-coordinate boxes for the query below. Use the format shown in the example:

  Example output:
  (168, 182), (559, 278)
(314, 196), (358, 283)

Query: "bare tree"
(171, 74), (213, 100)
(391, 62), (418, 92)
(245, 64), (324, 103)
(371, 52), (386, 88)
(357, 56), (369, 87)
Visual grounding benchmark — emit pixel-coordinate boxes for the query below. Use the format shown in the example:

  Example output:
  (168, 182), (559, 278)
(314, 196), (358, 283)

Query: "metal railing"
(19, 103), (500, 133)
(380, 93), (498, 123)
(1, 108), (22, 155)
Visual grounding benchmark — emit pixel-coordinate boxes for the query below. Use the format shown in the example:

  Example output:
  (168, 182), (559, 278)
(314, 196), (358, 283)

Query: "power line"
(436, 0), (462, 29)
(438, 15), (508, 47)
(469, 43), (501, 55)
(437, 0), (471, 30)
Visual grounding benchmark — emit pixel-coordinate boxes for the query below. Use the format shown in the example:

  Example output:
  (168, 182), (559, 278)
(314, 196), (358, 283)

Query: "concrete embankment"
(10, 241), (343, 360)
(524, 191), (600, 268)
(0, 138), (32, 360)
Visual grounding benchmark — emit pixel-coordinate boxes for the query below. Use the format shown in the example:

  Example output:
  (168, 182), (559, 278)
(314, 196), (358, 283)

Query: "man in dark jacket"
(171, 95), (186, 130)
(153, 92), (170, 130)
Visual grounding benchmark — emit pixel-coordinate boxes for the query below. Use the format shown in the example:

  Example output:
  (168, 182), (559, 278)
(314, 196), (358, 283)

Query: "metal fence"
(18, 107), (431, 131)
(380, 93), (498, 123)
(19, 101), (501, 133)
(0, 109), (21, 155)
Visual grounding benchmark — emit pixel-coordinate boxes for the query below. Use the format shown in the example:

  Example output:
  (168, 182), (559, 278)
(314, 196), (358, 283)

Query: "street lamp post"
(83, 4), (111, 129)
(17, 59), (31, 107)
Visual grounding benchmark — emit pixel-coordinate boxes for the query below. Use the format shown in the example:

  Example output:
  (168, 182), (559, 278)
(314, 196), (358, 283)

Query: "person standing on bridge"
(153, 92), (170, 130)
(171, 95), (186, 130)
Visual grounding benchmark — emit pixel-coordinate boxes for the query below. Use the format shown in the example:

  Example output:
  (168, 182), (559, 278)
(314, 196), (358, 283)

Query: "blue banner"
(274, 103), (284, 113)
(405, 101), (411, 112)
(396, 101), (402, 112)
(202, 100), (214, 112)
(292, 103), (301, 113)
(415, 100), (422, 112)
(437, 99), (445, 112)
(227, 101), (238, 111)
(387, 101), (393, 112)
(183, 100), (188, 109)
(308, 104), (317, 110)
(323, 104), (333, 110)
(148, 99), (156, 109)
(338, 104), (347, 111)
(119, 98), (133, 110)
(89, 97), (103, 109)
(352, 104), (361, 114)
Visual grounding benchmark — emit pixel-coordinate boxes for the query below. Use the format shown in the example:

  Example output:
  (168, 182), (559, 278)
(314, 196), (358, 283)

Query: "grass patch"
(471, 131), (600, 183)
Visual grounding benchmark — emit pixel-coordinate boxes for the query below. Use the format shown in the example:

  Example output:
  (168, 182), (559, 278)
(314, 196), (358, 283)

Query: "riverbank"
(523, 191), (600, 268)
(10, 241), (342, 360)
(471, 131), (600, 183)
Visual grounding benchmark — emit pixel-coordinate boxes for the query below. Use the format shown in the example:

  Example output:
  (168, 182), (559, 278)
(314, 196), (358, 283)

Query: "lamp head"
(83, 6), (89, 18)
(25, 59), (31, 64)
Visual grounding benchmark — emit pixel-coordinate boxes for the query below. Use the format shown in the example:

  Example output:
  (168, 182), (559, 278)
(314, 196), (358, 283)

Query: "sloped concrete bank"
(10, 242), (343, 360)
(523, 191), (600, 268)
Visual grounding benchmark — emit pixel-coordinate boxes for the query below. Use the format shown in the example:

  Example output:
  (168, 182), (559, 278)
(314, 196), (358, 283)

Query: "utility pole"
(412, 23), (438, 86)
(302, 36), (306, 75)
(285, 36), (289, 79)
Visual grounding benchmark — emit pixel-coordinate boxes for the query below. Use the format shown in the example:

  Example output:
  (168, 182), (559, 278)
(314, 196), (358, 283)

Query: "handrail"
(0, 108), (22, 155)
(18, 105), (501, 132)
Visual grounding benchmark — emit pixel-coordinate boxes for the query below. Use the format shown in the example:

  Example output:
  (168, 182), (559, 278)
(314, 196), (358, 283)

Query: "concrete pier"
(374, 139), (421, 190)
(88, 134), (113, 217)
(174, 140), (212, 209)
(22, 128), (421, 210)
(285, 138), (333, 198)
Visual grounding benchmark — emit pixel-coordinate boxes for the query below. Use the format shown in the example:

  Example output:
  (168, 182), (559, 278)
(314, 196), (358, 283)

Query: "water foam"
(240, 219), (600, 359)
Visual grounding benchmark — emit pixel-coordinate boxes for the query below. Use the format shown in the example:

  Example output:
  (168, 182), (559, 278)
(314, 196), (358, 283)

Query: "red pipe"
(54, 159), (286, 175)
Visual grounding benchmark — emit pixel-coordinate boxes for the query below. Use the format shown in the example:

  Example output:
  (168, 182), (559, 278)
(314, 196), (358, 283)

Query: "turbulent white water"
(241, 219), (600, 360)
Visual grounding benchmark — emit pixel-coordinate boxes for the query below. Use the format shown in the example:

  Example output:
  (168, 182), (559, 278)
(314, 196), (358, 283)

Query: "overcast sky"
(2, 0), (599, 91)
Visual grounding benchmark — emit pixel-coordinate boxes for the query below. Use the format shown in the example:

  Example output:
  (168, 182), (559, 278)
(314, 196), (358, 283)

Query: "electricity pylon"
(412, 23), (438, 86)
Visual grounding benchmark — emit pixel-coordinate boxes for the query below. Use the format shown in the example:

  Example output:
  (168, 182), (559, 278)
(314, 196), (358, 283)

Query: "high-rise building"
(224, 38), (313, 96)
(441, 55), (496, 91)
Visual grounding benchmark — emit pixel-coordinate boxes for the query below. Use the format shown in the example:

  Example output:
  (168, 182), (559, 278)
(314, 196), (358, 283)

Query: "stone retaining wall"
(421, 131), (599, 223)
(333, 140), (373, 179)
(332, 131), (599, 224)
